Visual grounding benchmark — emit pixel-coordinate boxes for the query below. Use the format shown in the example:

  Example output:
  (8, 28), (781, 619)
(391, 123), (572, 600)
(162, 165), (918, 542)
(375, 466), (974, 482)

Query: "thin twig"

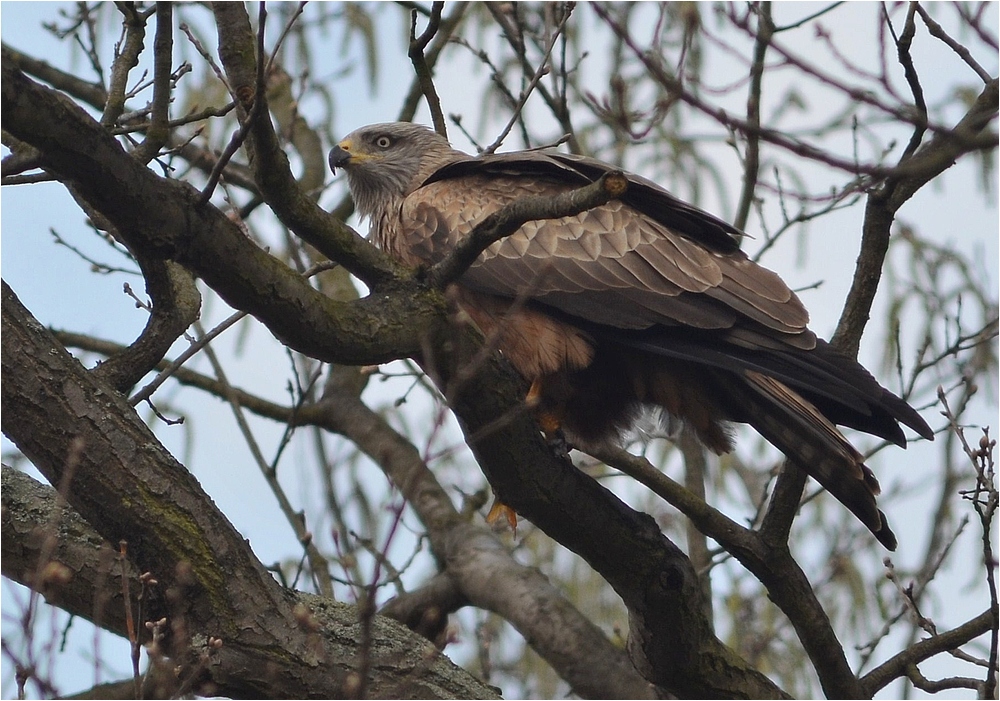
(733, 2), (772, 232)
(198, 3), (269, 204)
(117, 540), (141, 699)
(408, 2), (447, 137)
(482, 6), (574, 154)
(194, 318), (334, 598)
(129, 310), (247, 406)
(914, 3), (993, 83)
(263, 2), (307, 79)
(885, 4), (928, 162)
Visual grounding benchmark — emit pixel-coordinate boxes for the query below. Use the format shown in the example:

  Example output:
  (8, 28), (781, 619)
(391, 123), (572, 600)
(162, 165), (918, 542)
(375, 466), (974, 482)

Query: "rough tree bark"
(1, 282), (498, 700)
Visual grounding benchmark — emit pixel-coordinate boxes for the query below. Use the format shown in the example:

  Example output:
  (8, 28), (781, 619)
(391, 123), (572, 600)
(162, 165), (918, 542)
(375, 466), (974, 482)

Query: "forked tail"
(731, 370), (897, 550)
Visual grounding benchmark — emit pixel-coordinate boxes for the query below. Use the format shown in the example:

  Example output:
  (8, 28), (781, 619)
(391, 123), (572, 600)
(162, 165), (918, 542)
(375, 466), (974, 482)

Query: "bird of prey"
(329, 122), (933, 549)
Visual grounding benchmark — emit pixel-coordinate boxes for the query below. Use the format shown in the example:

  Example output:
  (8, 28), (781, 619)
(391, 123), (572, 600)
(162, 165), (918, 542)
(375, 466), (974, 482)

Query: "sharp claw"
(546, 428), (571, 458)
(485, 499), (518, 536)
(526, 378), (564, 438)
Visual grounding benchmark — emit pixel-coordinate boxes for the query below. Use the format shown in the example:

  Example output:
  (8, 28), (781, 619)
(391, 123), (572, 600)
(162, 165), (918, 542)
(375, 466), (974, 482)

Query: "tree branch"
(733, 2), (772, 232)
(292, 362), (659, 698)
(408, 2), (448, 137)
(1, 60), (444, 367)
(757, 460), (809, 548)
(833, 77), (998, 357)
(0, 43), (108, 107)
(594, 5), (996, 180)
(416, 322), (788, 698)
(0, 283), (498, 699)
(595, 444), (864, 698)
(131, 3), (173, 165)
(55, 329), (658, 698)
(860, 609), (996, 696)
(397, 3), (469, 124)
(99, 4), (146, 128)
(1, 465), (136, 641)
(91, 258), (201, 393)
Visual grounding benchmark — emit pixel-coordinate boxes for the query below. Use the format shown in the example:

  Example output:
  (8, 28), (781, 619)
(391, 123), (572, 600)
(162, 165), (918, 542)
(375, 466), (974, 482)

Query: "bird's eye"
(375, 136), (392, 149)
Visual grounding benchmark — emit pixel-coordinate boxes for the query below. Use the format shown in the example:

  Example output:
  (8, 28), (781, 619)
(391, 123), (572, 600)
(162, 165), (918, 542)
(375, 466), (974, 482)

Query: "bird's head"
(329, 122), (460, 221)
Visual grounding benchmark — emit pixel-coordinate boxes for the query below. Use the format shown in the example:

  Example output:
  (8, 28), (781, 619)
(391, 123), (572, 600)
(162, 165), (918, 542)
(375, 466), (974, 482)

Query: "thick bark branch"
(90, 259), (201, 393)
(1, 60), (444, 367)
(1, 466), (136, 640)
(0, 283), (497, 700)
(419, 325), (788, 698)
(0, 43), (108, 107)
(54, 329), (658, 697)
(592, 446), (864, 699)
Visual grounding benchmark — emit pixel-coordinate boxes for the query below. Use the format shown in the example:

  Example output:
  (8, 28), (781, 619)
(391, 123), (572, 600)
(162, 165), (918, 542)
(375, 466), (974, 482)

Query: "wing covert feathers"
(401, 176), (810, 338)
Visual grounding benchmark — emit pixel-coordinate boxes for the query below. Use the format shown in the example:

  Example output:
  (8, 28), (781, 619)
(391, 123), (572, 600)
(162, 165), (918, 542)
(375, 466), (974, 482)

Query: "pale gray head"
(329, 122), (462, 221)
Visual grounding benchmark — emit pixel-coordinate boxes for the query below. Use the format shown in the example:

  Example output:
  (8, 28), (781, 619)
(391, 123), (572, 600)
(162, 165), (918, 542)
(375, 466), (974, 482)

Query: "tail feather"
(725, 369), (898, 550)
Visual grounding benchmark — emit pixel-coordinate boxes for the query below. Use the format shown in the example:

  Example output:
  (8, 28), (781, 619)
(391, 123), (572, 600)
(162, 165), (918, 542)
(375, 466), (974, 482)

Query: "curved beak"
(328, 144), (352, 173)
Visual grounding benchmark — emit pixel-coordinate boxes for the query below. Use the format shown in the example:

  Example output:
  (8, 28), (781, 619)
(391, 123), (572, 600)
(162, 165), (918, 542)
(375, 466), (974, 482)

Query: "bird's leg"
(525, 378), (573, 457)
(484, 379), (572, 535)
(525, 378), (563, 436)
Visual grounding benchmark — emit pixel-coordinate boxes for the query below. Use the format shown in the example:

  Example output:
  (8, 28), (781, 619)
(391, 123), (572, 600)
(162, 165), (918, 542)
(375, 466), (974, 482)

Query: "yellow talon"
(485, 499), (518, 536)
(525, 378), (543, 407)
(526, 378), (564, 437)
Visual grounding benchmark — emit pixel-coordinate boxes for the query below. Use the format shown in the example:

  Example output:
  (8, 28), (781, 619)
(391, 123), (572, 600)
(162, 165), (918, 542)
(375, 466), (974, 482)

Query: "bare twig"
(938, 389), (999, 699)
(861, 609), (996, 696)
(733, 2), (772, 232)
(486, 3), (580, 153)
(199, 3), (269, 204)
(194, 318), (334, 598)
(263, 2), (307, 79)
(397, 3), (469, 124)
(594, 5), (997, 180)
(117, 541), (141, 699)
(914, 4), (993, 84)
(407, 2), (447, 138)
(482, 6), (574, 155)
(129, 310), (246, 406)
(884, 3), (927, 162)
